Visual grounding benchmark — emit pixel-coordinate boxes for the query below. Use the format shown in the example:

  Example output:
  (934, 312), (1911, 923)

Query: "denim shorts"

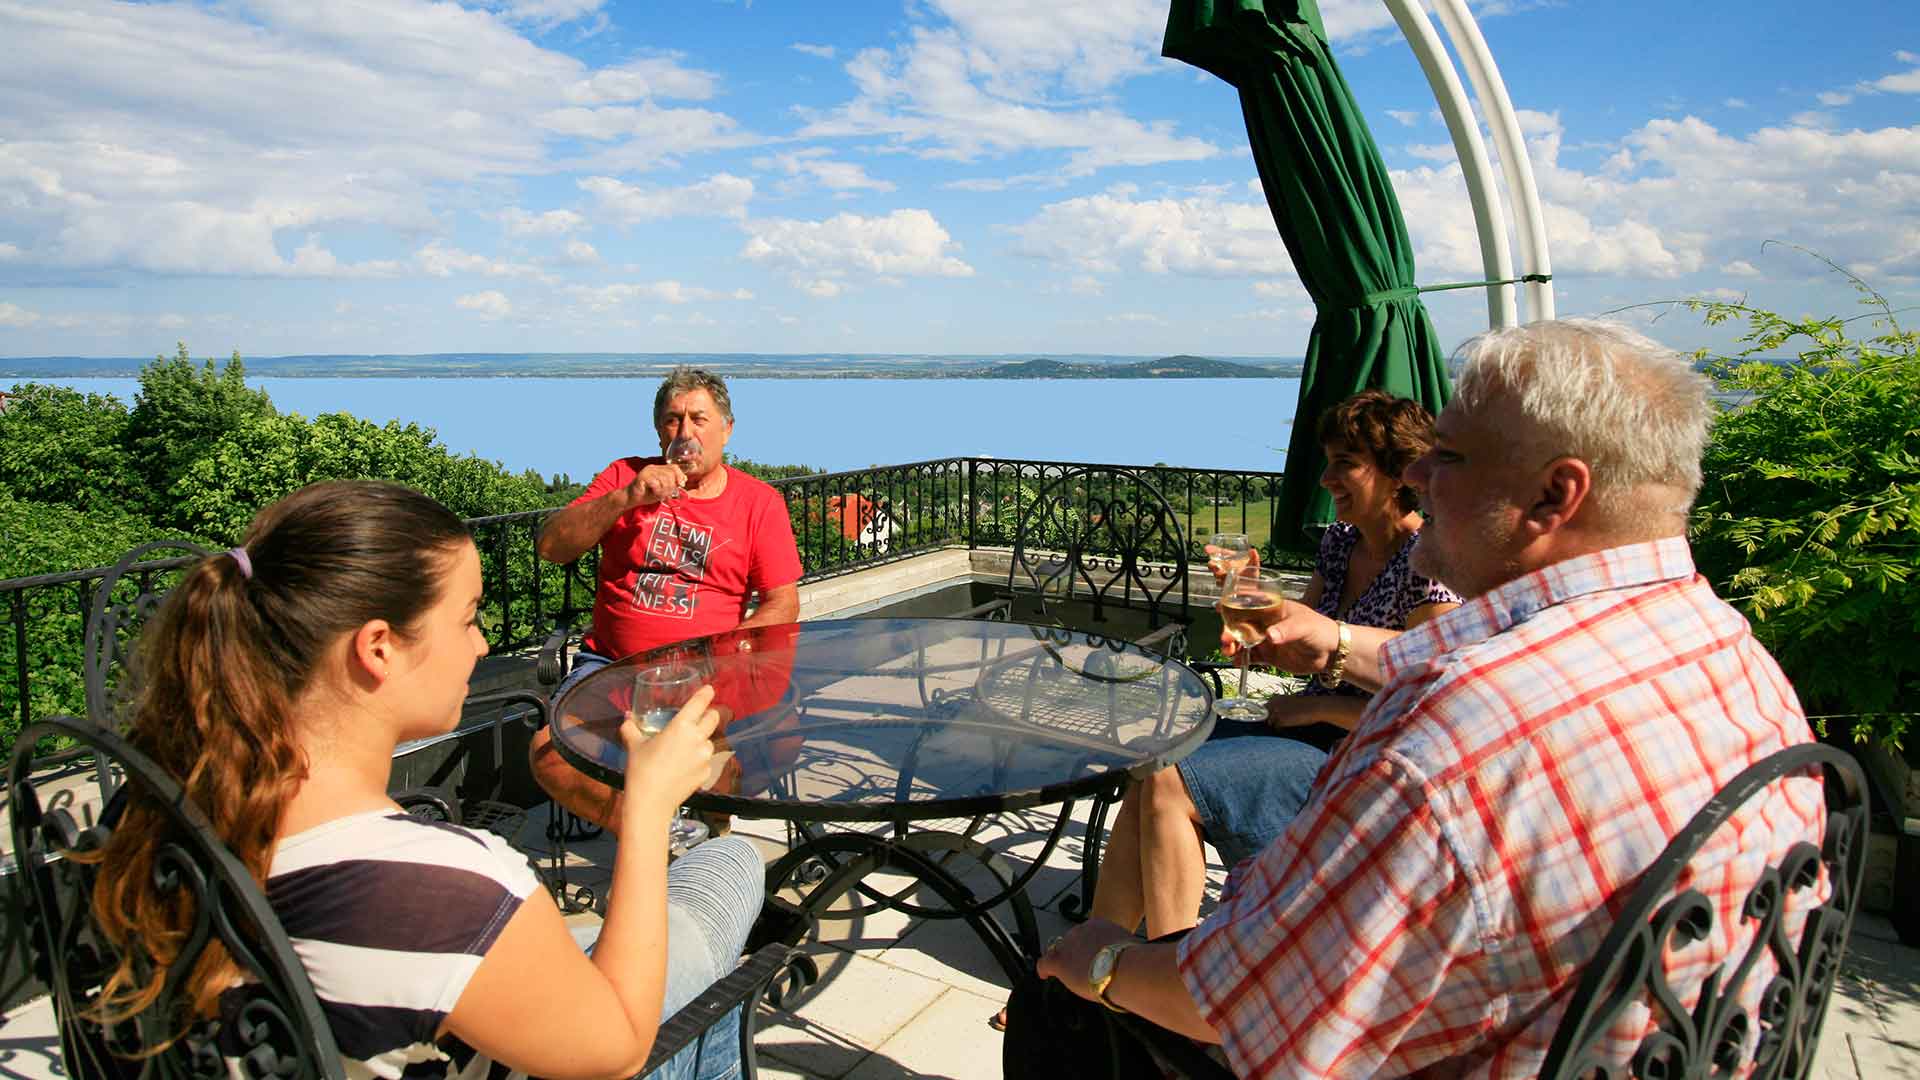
(1176, 725), (1328, 869)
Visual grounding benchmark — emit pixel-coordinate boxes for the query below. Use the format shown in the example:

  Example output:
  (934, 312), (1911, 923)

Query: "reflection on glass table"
(548, 616), (1215, 986)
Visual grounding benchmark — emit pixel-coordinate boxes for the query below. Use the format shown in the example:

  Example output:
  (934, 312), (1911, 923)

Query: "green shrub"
(1687, 278), (1919, 751)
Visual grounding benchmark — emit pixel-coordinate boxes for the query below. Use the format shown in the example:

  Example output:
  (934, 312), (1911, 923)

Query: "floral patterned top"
(1300, 521), (1461, 698)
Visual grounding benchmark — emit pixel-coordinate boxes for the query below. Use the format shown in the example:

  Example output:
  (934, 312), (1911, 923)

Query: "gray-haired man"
(530, 366), (802, 832)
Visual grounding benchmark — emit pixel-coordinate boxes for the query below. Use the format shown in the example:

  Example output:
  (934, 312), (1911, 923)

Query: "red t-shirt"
(573, 459), (802, 659)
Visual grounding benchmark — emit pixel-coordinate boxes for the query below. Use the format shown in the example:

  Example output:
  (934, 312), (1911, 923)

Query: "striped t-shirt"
(266, 810), (541, 1079)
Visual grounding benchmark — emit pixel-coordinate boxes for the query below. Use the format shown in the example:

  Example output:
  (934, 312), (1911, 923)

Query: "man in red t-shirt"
(530, 366), (802, 832)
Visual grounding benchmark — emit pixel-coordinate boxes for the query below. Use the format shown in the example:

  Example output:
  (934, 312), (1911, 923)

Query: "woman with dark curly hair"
(91, 480), (761, 1080)
(991, 390), (1460, 1029)
(1107, 390), (1461, 930)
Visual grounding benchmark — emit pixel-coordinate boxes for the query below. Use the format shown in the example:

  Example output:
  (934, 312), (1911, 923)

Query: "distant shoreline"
(0, 352), (1305, 381)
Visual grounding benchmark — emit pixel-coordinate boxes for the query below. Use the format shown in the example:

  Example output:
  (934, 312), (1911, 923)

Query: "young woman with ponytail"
(91, 479), (764, 1080)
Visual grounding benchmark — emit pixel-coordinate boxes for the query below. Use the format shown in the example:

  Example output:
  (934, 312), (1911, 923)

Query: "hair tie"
(227, 547), (253, 580)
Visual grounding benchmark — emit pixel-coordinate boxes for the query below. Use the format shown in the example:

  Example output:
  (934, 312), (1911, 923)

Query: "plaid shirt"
(1177, 538), (1821, 1078)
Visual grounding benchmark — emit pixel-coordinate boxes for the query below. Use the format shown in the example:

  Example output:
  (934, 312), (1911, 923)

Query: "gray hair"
(1451, 318), (1713, 523)
(652, 366), (734, 426)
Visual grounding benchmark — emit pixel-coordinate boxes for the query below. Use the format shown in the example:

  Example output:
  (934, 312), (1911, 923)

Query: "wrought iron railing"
(1, 457), (1288, 745)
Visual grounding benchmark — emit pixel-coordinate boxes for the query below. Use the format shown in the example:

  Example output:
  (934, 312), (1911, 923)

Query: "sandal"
(988, 1004), (1009, 1032)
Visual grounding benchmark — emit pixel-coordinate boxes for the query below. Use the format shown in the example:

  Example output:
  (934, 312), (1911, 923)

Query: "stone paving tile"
(0, 995), (57, 1080)
(844, 987), (1008, 1080)
(760, 950), (950, 1055)
(1851, 1033), (1920, 1080)
(755, 1010), (878, 1080)
(8, 795), (1920, 1080)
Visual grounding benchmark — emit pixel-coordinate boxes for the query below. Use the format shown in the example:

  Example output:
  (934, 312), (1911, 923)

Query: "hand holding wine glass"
(627, 662), (714, 850)
(1215, 566), (1287, 722)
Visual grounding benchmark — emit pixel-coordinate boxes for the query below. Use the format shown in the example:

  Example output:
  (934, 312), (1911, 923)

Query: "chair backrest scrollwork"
(8, 715), (346, 1078)
(83, 541), (214, 736)
(1005, 467), (1190, 646)
(1539, 742), (1868, 1080)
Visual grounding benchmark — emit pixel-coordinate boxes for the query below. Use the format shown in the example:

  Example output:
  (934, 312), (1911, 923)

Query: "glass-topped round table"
(549, 616), (1214, 982)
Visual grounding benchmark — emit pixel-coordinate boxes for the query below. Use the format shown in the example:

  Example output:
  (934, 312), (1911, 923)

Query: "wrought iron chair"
(1101, 741), (1868, 1080)
(957, 466), (1196, 919)
(964, 465), (1192, 657)
(6, 714), (798, 1079)
(1538, 741), (1867, 1080)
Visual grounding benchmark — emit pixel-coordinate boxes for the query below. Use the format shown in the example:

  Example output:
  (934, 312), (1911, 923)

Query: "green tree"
(0, 383), (143, 510)
(125, 344), (275, 522)
(0, 488), (163, 755)
(1687, 277), (1920, 750)
(170, 411), (310, 540)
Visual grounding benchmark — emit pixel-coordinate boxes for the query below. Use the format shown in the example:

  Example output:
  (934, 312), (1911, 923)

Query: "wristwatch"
(1088, 941), (1133, 1013)
(1315, 620), (1353, 689)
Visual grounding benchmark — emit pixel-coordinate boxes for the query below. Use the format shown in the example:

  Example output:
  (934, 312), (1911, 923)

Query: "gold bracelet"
(1315, 621), (1352, 689)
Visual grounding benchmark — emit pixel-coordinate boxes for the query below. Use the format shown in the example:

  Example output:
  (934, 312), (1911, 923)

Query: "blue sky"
(0, 0), (1915, 360)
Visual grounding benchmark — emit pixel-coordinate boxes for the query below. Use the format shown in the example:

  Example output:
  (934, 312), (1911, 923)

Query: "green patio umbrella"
(1165, 0), (1452, 554)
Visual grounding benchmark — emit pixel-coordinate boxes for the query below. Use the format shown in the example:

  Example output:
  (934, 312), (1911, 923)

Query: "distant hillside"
(0, 352), (1303, 380)
(958, 355), (1293, 378)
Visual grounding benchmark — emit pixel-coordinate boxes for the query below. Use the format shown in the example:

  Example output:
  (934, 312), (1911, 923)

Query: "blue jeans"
(1175, 726), (1327, 869)
(553, 646), (614, 704)
(573, 835), (765, 1080)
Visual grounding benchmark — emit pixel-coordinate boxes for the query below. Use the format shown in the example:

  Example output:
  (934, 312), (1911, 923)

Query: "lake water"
(39, 377), (1301, 478)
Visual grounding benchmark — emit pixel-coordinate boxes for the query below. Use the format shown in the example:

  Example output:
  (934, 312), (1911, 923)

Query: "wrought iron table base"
(759, 804), (1090, 993)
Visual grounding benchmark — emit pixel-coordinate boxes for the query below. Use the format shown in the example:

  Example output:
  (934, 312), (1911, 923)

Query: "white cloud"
(503, 208), (586, 236)
(0, 0), (746, 278)
(1724, 98), (1750, 109)
(1873, 63), (1920, 94)
(796, 9), (1220, 176)
(455, 290), (513, 319)
(742, 209), (974, 291)
(1693, 287), (1746, 303)
(1252, 279), (1307, 299)
(1722, 260), (1760, 277)
(1386, 113), (1920, 284)
(1817, 91), (1855, 107)
(791, 43), (836, 59)
(562, 239), (600, 264)
(0, 243), (19, 261)
(496, 0), (606, 28)
(580, 173), (755, 224)
(563, 55), (718, 104)
(1111, 312), (1167, 326)
(1007, 188), (1292, 278)
(413, 241), (549, 280)
(0, 301), (40, 328)
(753, 149), (895, 193)
(567, 281), (754, 310)
(1386, 110), (1422, 127)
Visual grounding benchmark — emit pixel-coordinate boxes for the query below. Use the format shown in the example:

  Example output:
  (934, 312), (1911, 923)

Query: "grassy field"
(1177, 503), (1277, 551)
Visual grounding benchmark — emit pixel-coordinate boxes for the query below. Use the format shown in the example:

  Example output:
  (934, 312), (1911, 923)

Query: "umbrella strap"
(1361, 274), (1552, 306)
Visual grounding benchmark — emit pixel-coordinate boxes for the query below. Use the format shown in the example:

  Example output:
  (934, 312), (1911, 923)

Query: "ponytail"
(88, 480), (471, 1026)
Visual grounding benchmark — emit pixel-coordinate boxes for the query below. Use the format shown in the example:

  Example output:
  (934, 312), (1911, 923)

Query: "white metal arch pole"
(1378, 0), (1517, 329)
(1427, 0), (1556, 322)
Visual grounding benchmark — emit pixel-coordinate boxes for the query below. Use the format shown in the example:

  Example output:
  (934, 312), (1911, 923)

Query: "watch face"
(1090, 944), (1116, 985)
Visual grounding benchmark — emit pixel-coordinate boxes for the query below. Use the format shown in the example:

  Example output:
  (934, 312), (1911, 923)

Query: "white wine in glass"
(631, 661), (710, 850)
(1216, 566), (1286, 722)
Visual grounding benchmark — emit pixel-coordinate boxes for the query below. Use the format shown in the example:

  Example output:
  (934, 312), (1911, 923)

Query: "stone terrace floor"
(1, 801), (1916, 1079)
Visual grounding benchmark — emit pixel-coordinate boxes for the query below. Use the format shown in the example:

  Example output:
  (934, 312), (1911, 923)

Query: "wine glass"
(1216, 566), (1287, 722)
(1206, 532), (1252, 579)
(663, 434), (703, 501)
(631, 661), (711, 851)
